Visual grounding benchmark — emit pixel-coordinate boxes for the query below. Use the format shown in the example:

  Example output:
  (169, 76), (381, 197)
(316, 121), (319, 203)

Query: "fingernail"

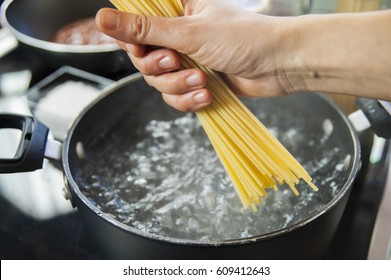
(193, 91), (208, 104)
(186, 74), (201, 87)
(101, 11), (119, 30)
(159, 56), (176, 69)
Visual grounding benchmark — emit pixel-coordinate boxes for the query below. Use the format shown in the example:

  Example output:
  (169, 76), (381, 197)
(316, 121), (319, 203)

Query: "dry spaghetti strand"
(109, 0), (318, 211)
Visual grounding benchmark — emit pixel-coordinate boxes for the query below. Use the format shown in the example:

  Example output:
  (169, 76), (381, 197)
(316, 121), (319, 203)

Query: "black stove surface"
(0, 196), (101, 259)
(0, 47), (390, 260)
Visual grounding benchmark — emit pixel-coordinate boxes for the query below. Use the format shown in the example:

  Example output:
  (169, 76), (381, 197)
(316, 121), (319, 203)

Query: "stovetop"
(0, 45), (390, 260)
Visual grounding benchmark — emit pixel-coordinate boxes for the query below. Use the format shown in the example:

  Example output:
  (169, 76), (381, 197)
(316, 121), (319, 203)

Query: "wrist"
(244, 14), (302, 96)
(275, 11), (391, 101)
(273, 15), (314, 95)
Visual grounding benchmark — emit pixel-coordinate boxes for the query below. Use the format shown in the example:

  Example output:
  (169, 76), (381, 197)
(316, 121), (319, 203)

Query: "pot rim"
(0, 0), (120, 54)
(63, 73), (362, 247)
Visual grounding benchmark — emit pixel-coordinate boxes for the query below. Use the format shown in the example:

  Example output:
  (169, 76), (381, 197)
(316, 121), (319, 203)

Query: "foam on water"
(76, 113), (350, 242)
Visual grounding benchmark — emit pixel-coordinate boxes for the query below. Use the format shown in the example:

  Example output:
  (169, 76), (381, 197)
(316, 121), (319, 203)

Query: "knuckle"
(162, 93), (191, 113)
(137, 60), (150, 75)
(130, 15), (150, 43)
(175, 98), (194, 112)
(143, 75), (156, 87)
(134, 58), (154, 76)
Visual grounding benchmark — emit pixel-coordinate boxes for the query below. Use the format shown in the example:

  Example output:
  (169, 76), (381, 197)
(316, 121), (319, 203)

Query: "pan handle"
(0, 114), (61, 173)
(349, 99), (391, 139)
(0, 27), (18, 58)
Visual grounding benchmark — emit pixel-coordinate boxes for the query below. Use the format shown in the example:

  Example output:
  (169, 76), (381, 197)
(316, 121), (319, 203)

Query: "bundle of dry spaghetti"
(110, 0), (318, 211)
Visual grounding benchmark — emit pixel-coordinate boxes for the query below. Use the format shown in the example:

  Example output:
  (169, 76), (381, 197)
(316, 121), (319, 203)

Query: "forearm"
(277, 10), (391, 101)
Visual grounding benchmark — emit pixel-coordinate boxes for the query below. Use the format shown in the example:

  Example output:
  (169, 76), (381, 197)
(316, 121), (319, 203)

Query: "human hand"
(96, 0), (293, 111)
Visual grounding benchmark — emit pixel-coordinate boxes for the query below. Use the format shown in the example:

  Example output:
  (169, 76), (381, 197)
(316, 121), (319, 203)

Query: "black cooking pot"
(0, 0), (133, 75)
(0, 73), (366, 259)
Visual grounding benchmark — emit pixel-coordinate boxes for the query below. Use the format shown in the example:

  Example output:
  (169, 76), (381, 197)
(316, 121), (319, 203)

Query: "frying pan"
(0, 73), (364, 259)
(0, 0), (134, 75)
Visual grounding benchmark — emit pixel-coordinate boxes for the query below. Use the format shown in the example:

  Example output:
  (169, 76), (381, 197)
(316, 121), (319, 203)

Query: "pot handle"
(349, 99), (391, 139)
(0, 27), (18, 58)
(0, 114), (61, 173)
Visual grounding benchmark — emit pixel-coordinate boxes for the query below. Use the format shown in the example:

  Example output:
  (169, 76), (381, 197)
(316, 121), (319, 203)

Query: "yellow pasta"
(109, 0), (318, 211)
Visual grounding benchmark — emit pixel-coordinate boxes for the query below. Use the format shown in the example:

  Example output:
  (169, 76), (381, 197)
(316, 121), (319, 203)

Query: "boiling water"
(76, 111), (351, 242)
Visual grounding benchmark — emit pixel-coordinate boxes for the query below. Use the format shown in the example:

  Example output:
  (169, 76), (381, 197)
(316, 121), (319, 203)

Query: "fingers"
(135, 51), (180, 76)
(117, 41), (146, 58)
(118, 42), (212, 111)
(96, 8), (212, 112)
(123, 44), (181, 75)
(139, 57), (212, 111)
(162, 89), (212, 112)
(144, 68), (207, 94)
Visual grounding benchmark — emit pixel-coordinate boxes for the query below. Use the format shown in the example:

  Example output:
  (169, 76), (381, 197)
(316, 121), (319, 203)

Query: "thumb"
(96, 8), (187, 51)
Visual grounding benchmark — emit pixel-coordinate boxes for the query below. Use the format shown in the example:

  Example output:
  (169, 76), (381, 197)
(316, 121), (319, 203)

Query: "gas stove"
(0, 42), (390, 260)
